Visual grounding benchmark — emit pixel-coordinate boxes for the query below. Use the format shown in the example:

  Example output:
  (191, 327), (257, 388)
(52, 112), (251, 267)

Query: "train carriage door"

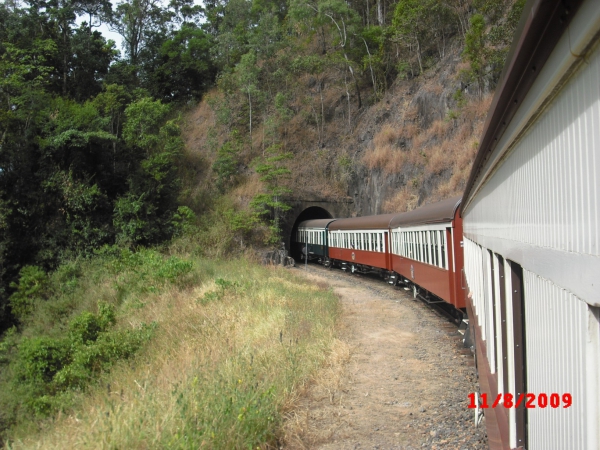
(384, 231), (391, 269)
(505, 260), (527, 449)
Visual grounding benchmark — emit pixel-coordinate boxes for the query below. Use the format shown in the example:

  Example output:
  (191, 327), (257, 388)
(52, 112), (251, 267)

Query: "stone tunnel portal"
(289, 206), (333, 260)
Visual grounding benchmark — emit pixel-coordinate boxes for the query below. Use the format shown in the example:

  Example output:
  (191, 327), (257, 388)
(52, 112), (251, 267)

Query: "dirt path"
(284, 265), (487, 450)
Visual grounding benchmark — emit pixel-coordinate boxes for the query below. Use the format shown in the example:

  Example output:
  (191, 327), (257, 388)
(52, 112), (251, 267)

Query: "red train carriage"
(389, 196), (465, 312)
(327, 214), (397, 276)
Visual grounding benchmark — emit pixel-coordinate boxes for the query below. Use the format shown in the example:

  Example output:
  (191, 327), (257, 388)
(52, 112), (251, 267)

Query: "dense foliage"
(0, 0), (216, 330)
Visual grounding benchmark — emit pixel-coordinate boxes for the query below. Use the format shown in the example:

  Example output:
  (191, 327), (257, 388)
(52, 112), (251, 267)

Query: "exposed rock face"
(345, 43), (469, 216)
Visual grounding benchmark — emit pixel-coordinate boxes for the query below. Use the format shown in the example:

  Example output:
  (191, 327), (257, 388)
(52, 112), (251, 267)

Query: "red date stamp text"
(468, 393), (572, 409)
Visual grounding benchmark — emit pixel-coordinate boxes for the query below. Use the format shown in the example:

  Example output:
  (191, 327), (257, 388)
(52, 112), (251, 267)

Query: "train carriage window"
(400, 232), (404, 257)
(440, 231), (446, 269)
(412, 232), (416, 259)
(426, 230), (434, 264)
(429, 231), (434, 266)
(432, 232), (438, 267)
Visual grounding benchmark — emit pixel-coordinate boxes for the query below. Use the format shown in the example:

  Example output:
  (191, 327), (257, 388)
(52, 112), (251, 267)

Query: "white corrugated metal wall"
(462, 24), (600, 450)
(463, 42), (600, 258)
(523, 271), (590, 450)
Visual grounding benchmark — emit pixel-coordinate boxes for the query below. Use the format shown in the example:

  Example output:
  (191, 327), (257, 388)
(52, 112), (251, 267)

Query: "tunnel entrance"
(289, 206), (333, 260)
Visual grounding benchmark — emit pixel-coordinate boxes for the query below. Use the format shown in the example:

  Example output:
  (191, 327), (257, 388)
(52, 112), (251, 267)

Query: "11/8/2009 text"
(467, 392), (572, 409)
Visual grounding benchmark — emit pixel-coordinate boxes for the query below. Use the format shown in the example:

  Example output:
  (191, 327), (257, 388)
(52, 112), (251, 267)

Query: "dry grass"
(427, 119), (450, 141)
(425, 144), (448, 175)
(382, 187), (420, 213)
(361, 145), (407, 175)
(181, 91), (218, 157)
(373, 123), (402, 148)
(6, 259), (340, 450)
(463, 93), (493, 122)
(281, 338), (350, 448)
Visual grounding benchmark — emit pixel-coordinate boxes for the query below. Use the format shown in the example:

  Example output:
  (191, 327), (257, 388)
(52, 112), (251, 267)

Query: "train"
(294, 196), (466, 323)
(293, 0), (600, 448)
(460, 0), (600, 448)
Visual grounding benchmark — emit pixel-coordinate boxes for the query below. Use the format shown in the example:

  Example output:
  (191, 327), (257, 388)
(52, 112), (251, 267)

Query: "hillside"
(179, 0), (524, 248)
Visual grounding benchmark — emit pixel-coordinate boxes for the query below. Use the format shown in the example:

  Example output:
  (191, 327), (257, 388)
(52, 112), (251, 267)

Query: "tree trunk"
(248, 91), (252, 149)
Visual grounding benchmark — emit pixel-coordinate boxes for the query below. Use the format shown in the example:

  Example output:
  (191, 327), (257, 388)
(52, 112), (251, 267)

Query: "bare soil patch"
(284, 264), (487, 450)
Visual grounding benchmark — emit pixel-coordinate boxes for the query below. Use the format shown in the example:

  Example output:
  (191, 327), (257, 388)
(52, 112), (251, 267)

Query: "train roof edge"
(389, 196), (461, 228)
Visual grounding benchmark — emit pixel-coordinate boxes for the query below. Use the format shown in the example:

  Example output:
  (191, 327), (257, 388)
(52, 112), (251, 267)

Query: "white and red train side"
(295, 196), (466, 318)
(461, 0), (600, 448)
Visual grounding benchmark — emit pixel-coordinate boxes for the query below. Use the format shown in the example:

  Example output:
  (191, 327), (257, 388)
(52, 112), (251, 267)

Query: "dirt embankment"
(284, 265), (487, 450)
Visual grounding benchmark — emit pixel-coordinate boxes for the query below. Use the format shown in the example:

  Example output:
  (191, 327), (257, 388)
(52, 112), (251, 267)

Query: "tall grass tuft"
(3, 255), (339, 449)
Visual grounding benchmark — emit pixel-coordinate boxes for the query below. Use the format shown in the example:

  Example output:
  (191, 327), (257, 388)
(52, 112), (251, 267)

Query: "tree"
(69, 25), (118, 101)
(392, 0), (429, 74)
(463, 13), (486, 97)
(148, 24), (216, 102)
(250, 145), (293, 245)
(111, 0), (163, 67)
(234, 51), (260, 147)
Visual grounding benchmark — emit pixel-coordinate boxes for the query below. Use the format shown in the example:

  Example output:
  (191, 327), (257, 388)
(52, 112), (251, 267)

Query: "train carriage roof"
(328, 214), (398, 231)
(297, 219), (337, 229)
(389, 196), (461, 228)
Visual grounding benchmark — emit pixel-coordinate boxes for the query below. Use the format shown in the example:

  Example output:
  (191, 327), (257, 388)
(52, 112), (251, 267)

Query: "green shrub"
(7, 304), (154, 415)
(9, 266), (48, 320)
